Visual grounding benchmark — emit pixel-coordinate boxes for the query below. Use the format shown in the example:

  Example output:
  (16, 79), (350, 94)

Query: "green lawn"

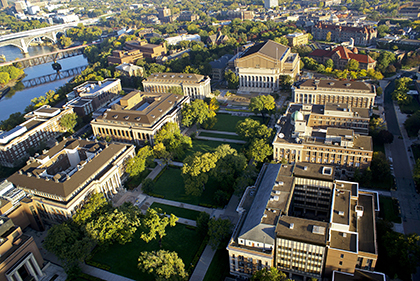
(180, 139), (244, 161)
(399, 98), (420, 114)
(91, 224), (202, 281)
(125, 169), (151, 190)
(152, 167), (222, 207)
(211, 113), (264, 132)
(199, 131), (244, 141)
(150, 202), (201, 221)
(379, 195), (402, 223)
(203, 247), (231, 281)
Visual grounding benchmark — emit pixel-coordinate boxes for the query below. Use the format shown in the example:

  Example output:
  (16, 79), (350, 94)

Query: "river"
(0, 45), (88, 121)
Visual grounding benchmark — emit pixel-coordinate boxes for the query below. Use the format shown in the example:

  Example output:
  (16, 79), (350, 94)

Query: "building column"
(25, 259), (39, 281)
(14, 272), (23, 281)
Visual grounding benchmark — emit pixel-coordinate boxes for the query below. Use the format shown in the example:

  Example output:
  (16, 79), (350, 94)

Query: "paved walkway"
(198, 129), (238, 136)
(195, 135), (246, 144)
(138, 197), (214, 214)
(189, 245), (217, 281)
(80, 264), (135, 281)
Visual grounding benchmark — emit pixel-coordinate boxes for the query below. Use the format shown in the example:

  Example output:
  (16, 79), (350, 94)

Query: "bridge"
(22, 65), (88, 88)
(0, 18), (99, 53)
(0, 44), (92, 68)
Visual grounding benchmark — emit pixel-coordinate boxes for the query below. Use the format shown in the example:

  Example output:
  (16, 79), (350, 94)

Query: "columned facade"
(294, 92), (375, 109)
(5, 253), (43, 281)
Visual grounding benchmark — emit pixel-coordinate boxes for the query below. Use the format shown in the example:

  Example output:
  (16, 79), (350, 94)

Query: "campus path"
(80, 264), (135, 281)
(195, 135), (246, 144)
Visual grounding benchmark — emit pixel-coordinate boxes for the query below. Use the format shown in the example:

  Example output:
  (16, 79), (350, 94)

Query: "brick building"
(311, 23), (377, 46)
(125, 39), (167, 60)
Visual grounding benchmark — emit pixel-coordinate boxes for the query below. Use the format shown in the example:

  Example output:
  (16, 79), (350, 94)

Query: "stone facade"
(311, 23), (377, 46)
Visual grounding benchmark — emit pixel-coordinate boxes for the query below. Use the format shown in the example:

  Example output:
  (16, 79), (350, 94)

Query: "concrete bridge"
(0, 18), (99, 53)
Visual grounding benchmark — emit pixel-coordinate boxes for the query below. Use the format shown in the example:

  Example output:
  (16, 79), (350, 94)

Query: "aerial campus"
(0, 0), (419, 280)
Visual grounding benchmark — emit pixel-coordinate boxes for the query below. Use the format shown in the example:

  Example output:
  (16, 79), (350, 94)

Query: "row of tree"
(0, 65), (25, 85)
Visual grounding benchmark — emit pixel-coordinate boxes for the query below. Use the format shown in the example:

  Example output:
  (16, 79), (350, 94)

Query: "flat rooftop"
(358, 194), (376, 254)
(296, 79), (375, 93)
(276, 216), (329, 246)
(330, 230), (357, 252)
(331, 189), (350, 226)
(144, 72), (208, 84)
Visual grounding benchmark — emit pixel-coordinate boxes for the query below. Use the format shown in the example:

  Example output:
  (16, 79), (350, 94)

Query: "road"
(383, 76), (420, 280)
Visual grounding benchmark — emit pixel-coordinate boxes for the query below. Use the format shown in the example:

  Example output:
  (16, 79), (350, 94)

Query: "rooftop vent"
(329, 82), (335, 85)
(151, 115), (155, 118)
(338, 211), (345, 216)
(179, 75), (184, 78)
(355, 205), (364, 218)
(289, 223), (294, 229)
(303, 166), (308, 171)
(158, 109), (162, 112)
(342, 232), (347, 238)
(135, 117), (141, 121)
(312, 225), (326, 235)
(170, 75), (175, 78)
(124, 116), (129, 120)
(345, 83), (351, 87)
(274, 190), (281, 195)
(276, 181), (284, 185)
(113, 115), (118, 119)
(322, 167), (332, 175)
(187, 75), (192, 78)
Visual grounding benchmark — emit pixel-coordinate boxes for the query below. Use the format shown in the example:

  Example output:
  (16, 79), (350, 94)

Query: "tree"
(44, 221), (94, 275)
(73, 194), (109, 225)
(0, 112), (25, 131)
(274, 36), (288, 46)
(59, 113), (78, 133)
(0, 72), (10, 84)
(138, 250), (187, 281)
(182, 151), (218, 196)
(279, 75), (293, 88)
(248, 139), (272, 163)
(154, 122), (192, 159)
(326, 31), (332, 42)
(196, 212), (210, 237)
(325, 59), (334, 69)
(346, 59), (359, 71)
(125, 146), (154, 177)
(168, 86), (183, 96)
(140, 208), (178, 243)
(252, 267), (291, 281)
(404, 111), (420, 137)
(236, 118), (272, 142)
(378, 130), (394, 144)
(86, 207), (141, 245)
(249, 95), (275, 121)
(60, 36), (73, 48)
(224, 70), (239, 89)
(208, 218), (232, 249)
(181, 99), (215, 127)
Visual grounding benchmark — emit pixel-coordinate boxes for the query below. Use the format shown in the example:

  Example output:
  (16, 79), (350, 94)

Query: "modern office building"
(234, 40), (300, 93)
(142, 73), (212, 100)
(64, 78), (122, 117)
(227, 163), (379, 280)
(0, 216), (44, 281)
(91, 91), (189, 145)
(292, 79), (376, 109)
(272, 103), (373, 171)
(0, 106), (74, 167)
(8, 138), (135, 223)
(286, 33), (309, 47)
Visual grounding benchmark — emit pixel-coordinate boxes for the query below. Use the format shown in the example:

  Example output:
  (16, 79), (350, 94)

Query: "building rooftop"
(296, 79), (375, 93)
(73, 79), (120, 98)
(293, 163), (335, 181)
(332, 269), (385, 281)
(331, 189), (351, 226)
(240, 40), (289, 61)
(143, 72), (209, 84)
(276, 216), (329, 246)
(330, 230), (358, 252)
(358, 194), (376, 254)
(8, 139), (131, 199)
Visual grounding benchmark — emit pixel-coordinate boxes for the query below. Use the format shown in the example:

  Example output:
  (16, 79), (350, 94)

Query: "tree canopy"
(59, 113), (78, 133)
(140, 208), (178, 243)
(208, 218), (232, 249)
(181, 99), (216, 127)
(251, 267), (292, 281)
(236, 118), (272, 142)
(154, 122), (192, 159)
(249, 95), (276, 120)
(138, 250), (188, 281)
(125, 146), (154, 177)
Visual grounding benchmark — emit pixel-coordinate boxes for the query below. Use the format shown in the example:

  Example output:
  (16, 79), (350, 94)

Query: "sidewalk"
(195, 135), (246, 144)
(138, 196), (214, 214)
(80, 264), (135, 281)
(189, 245), (217, 281)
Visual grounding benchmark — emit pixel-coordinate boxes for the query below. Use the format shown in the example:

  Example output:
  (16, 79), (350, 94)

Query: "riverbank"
(0, 74), (26, 99)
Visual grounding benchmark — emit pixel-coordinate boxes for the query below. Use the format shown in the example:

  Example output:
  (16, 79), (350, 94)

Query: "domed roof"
(291, 111), (304, 122)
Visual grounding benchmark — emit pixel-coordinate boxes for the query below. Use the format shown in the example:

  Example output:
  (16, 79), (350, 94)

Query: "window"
(340, 254), (344, 258)
(339, 261), (343, 266)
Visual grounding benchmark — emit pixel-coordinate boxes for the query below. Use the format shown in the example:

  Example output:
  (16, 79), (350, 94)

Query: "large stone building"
(142, 73), (211, 100)
(0, 106), (74, 167)
(234, 40), (300, 93)
(64, 78), (122, 117)
(272, 103), (373, 171)
(91, 91), (189, 145)
(0, 216), (44, 281)
(8, 138), (135, 223)
(227, 163), (379, 280)
(125, 39), (167, 60)
(308, 46), (376, 70)
(107, 49), (143, 65)
(311, 23), (377, 46)
(293, 79), (376, 109)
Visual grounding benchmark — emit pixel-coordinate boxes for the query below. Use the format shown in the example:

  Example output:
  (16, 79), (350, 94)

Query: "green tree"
(181, 99), (215, 127)
(44, 222), (94, 275)
(249, 95), (276, 121)
(326, 31), (332, 42)
(252, 267), (291, 281)
(182, 151), (218, 196)
(60, 36), (73, 48)
(279, 75), (293, 88)
(125, 146), (154, 177)
(140, 208), (178, 243)
(224, 70), (239, 89)
(73, 194), (109, 225)
(59, 113), (78, 133)
(138, 250), (188, 281)
(325, 59), (334, 69)
(0, 112), (25, 131)
(86, 207), (141, 245)
(208, 218), (232, 249)
(196, 212), (210, 237)
(154, 122), (192, 159)
(236, 118), (272, 142)
(346, 59), (359, 71)
(0, 72), (10, 84)
(248, 139), (272, 163)
(274, 36), (289, 45)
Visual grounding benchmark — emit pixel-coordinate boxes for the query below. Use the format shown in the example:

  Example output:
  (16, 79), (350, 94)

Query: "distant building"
(272, 103), (373, 170)
(0, 106), (74, 168)
(292, 79), (376, 108)
(157, 7), (171, 19)
(0, 216), (44, 281)
(264, 0), (277, 9)
(177, 11), (199, 21)
(115, 63), (144, 77)
(227, 162), (379, 279)
(8, 138), (135, 223)
(234, 40), (300, 93)
(0, 0), (7, 9)
(14, 1), (27, 13)
(311, 23), (377, 46)
(125, 39), (167, 60)
(142, 73), (212, 100)
(54, 14), (79, 24)
(209, 54), (233, 81)
(286, 32), (309, 47)
(91, 91), (189, 145)
(165, 34), (201, 46)
(308, 46), (376, 70)
(64, 78), (122, 117)
(27, 5), (39, 14)
(107, 49), (143, 65)
(207, 31), (229, 45)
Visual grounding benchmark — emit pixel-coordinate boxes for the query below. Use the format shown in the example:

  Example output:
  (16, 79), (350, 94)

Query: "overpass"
(0, 18), (99, 53)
